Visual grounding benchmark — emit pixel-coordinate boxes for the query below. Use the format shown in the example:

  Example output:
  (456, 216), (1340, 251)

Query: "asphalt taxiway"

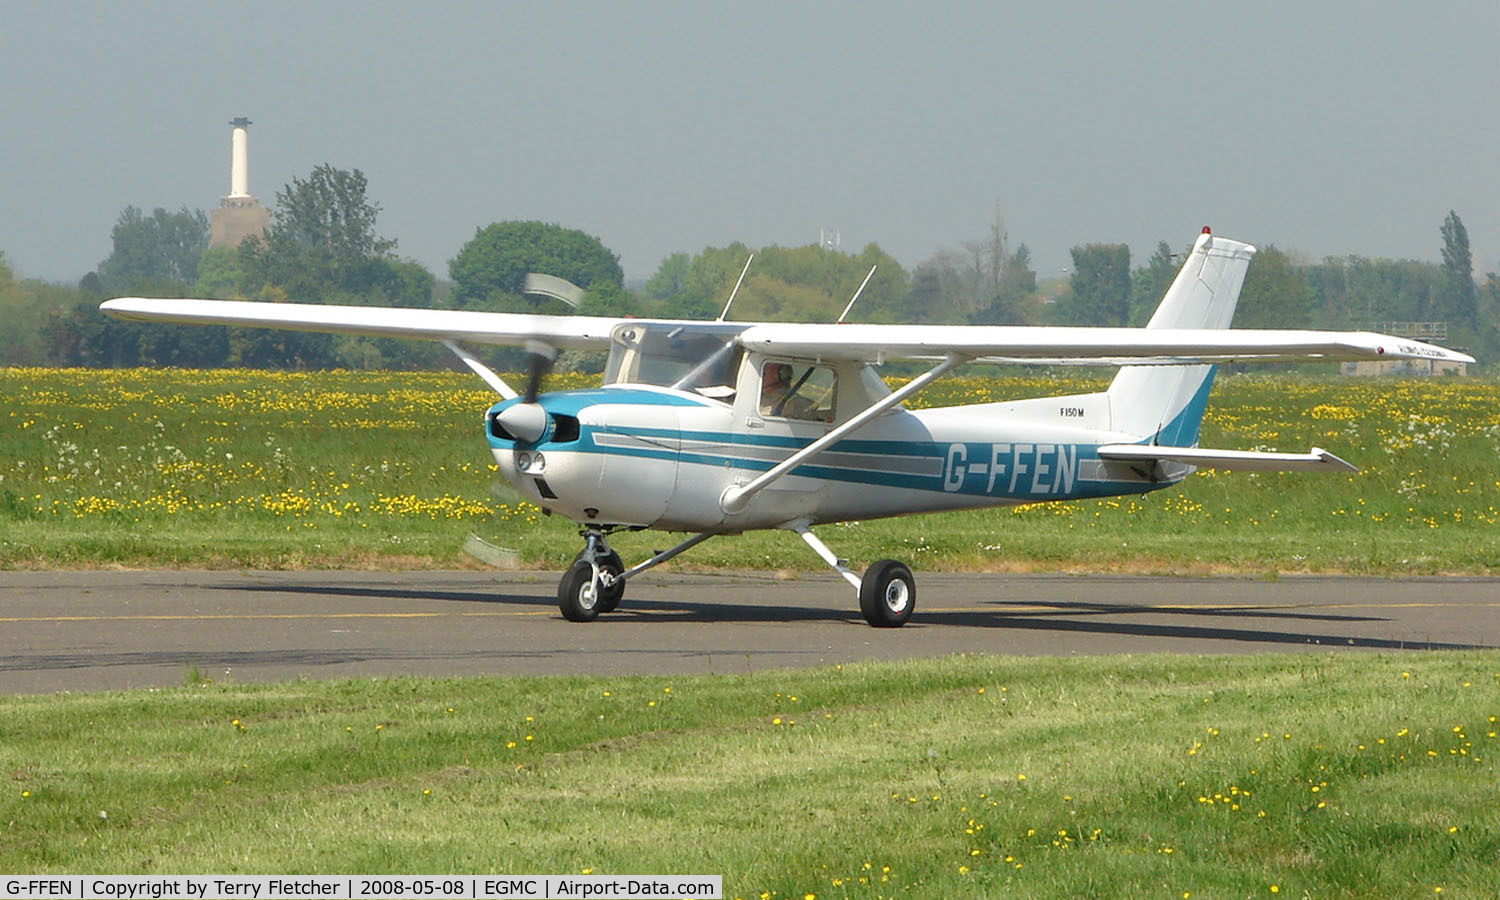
(2, 570), (1496, 694)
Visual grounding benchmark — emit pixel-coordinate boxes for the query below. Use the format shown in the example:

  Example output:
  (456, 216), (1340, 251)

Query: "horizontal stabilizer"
(1096, 444), (1357, 474)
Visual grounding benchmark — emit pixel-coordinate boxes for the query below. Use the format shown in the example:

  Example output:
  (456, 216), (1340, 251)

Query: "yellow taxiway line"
(3, 600), (1498, 624)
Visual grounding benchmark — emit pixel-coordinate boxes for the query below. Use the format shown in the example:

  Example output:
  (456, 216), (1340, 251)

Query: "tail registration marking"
(943, 442), (1078, 496)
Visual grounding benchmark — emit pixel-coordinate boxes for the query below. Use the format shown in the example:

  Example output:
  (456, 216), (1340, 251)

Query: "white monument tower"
(209, 116), (270, 248)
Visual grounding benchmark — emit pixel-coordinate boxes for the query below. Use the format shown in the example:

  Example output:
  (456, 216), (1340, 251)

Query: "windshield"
(605, 323), (747, 393)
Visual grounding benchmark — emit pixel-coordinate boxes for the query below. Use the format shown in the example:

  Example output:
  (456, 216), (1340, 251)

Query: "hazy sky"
(3, 1), (1496, 285)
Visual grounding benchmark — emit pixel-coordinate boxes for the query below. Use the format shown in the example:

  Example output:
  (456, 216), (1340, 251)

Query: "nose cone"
(494, 402), (550, 443)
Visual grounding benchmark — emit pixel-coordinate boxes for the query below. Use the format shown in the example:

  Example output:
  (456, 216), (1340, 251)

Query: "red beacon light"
(1202, 225), (1212, 234)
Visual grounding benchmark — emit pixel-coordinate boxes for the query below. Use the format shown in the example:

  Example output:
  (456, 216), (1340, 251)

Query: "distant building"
(1341, 322), (1468, 376)
(209, 116), (270, 248)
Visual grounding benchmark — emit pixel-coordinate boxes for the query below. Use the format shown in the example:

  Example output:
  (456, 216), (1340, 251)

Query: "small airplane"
(101, 229), (1473, 626)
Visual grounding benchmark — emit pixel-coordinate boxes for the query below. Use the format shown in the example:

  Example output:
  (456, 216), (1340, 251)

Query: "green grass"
(2, 653), (1498, 897)
(4, 367), (1498, 574)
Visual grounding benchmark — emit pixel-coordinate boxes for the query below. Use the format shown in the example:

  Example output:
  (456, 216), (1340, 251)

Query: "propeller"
(463, 273), (583, 443)
(493, 338), (557, 443)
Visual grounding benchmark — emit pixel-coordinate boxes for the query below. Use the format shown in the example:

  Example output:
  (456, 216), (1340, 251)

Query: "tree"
(641, 242), (909, 323)
(1439, 210), (1478, 326)
(194, 246), (248, 297)
(912, 206), (1023, 324)
(246, 164), (398, 300)
(449, 221), (624, 313)
(95, 206), (209, 293)
(1305, 255), (1445, 326)
(1048, 244), (1130, 325)
(1128, 241), (1182, 325)
(641, 252), (705, 317)
(971, 244), (1039, 325)
(1477, 273), (1500, 366)
(224, 164), (438, 367)
(1233, 246), (1314, 329)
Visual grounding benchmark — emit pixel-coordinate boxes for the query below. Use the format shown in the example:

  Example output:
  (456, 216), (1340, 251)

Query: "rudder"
(1107, 231), (1256, 445)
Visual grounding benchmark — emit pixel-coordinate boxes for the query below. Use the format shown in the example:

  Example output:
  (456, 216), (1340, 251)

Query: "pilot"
(760, 362), (822, 419)
(759, 362), (795, 416)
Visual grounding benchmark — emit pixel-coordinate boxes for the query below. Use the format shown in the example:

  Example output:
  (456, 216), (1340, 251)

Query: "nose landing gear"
(557, 528), (625, 622)
(555, 527), (719, 622)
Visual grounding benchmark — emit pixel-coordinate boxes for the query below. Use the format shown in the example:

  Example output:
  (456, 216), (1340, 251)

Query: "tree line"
(3, 166), (1497, 370)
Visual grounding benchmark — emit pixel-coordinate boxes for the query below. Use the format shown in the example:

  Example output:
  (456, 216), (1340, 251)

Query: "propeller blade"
(522, 339), (557, 404)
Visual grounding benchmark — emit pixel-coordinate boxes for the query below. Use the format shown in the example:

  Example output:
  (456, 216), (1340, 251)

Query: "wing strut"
(441, 339), (518, 399)
(719, 352), (967, 514)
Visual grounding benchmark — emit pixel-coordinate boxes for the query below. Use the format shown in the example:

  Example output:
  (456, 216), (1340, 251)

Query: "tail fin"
(1106, 231), (1256, 445)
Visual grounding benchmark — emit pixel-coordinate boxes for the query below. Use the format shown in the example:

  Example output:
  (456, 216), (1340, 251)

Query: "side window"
(759, 362), (836, 422)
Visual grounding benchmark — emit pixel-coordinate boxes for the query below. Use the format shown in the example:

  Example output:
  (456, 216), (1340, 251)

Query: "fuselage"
(487, 381), (1185, 533)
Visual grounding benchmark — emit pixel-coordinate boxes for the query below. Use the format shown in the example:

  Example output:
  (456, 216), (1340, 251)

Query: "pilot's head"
(762, 363), (792, 389)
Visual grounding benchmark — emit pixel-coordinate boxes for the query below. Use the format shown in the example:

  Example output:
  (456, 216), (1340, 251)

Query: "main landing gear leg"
(787, 521), (915, 628)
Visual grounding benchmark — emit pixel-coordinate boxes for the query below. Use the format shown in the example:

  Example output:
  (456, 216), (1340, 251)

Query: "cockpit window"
(605, 323), (745, 397)
(759, 361), (836, 422)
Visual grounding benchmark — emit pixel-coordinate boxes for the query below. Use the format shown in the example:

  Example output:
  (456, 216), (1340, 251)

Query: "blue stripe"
(488, 387), (714, 419)
(578, 426), (1162, 500)
(488, 390), (1173, 501)
(1151, 366), (1216, 447)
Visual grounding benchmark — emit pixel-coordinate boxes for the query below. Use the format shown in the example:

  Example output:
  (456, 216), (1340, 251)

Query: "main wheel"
(572, 548), (625, 613)
(558, 559), (605, 622)
(859, 559), (915, 627)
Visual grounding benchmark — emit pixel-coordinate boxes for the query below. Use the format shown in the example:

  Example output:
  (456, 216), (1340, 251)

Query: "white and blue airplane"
(102, 230), (1472, 627)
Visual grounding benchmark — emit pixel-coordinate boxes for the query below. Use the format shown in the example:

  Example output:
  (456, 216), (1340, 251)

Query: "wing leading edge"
(734, 323), (1475, 367)
(99, 297), (625, 351)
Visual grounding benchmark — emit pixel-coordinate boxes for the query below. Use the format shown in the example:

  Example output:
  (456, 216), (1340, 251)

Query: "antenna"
(716, 254), (754, 322)
(836, 265), (878, 324)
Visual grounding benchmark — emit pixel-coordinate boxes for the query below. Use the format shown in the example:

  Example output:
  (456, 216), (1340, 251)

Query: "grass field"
(3, 367), (1498, 574)
(5, 368), (1499, 896)
(2, 653), (1497, 897)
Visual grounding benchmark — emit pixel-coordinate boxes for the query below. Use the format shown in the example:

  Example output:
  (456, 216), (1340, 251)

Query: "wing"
(734, 323), (1476, 367)
(99, 297), (627, 350)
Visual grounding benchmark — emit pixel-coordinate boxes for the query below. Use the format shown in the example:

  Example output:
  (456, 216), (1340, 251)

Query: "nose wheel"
(557, 530), (625, 621)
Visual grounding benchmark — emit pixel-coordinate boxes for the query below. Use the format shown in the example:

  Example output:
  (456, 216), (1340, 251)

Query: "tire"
(572, 548), (625, 613)
(558, 559), (604, 622)
(859, 559), (915, 627)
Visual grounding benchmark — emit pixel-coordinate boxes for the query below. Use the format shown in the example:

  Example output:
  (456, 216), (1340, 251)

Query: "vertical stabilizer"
(1107, 232), (1256, 445)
